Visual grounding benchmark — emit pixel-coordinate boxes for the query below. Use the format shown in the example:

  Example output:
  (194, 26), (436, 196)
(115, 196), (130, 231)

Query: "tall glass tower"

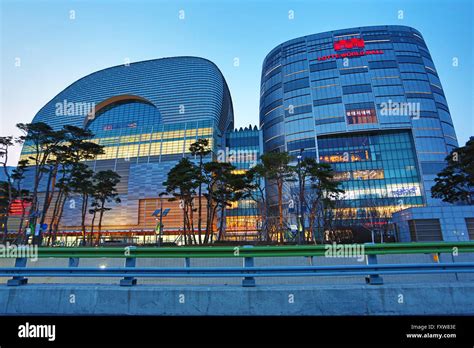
(260, 25), (458, 231)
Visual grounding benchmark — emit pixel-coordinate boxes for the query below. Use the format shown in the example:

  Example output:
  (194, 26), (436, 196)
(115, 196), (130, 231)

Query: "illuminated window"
(333, 171), (351, 181)
(97, 146), (118, 160)
(185, 128), (198, 137)
(225, 216), (260, 231)
(151, 132), (162, 141)
(120, 135), (140, 144)
(149, 142), (161, 156)
(140, 133), (152, 142)
(319, 149), (370, 163)
(138, 142), (150, 157)
(332, 170), (384, 181)
(162, 130), (185, 140)
(161, 140), (185, 155)
(117, 144), (139, 158)
(352, 169), (384, 180)
(197, 127), (213, 136)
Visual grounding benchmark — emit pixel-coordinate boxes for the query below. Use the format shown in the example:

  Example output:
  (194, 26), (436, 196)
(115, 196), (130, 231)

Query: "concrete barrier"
(1, 282), (473, 315)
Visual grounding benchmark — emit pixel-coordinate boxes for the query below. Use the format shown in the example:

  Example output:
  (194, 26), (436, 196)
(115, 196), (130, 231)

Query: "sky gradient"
(1, 0), (473, 165)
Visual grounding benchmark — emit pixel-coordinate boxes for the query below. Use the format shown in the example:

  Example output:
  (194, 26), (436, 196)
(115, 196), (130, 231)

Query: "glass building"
(260, 25), (458, 233)
(19, 57), (234, 242)
(224, 125), (263, 240)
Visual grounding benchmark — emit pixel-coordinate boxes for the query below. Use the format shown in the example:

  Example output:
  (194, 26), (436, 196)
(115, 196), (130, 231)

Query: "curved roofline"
(33, 56), (234, 126)
(83, 94), (156, 127)
(262, 25), (424, 67)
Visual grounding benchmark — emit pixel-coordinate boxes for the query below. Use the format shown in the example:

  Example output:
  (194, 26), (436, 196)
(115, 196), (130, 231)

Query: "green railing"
(27, 241), (474, 259)
(3, 241), (474, 287)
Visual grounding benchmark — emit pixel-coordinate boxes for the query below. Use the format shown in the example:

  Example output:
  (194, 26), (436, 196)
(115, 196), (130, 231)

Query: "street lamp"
(296, 148), (304, 245)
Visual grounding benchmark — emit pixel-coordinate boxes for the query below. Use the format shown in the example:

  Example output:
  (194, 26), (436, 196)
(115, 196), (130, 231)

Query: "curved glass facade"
(260, 25), (458, 227)
(20, 57), (233, 235)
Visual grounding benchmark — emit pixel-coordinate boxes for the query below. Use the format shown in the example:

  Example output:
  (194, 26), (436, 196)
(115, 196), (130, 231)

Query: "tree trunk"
(185, 204), (194, 245)
(189, 200), (197, 245)
(96, 201), (105, 246)
(40, 166), (53, 226)
(197, 156), (203, 244)
(182, 203), (187, 246)
(183, 204), (189, 245)
(89, 211), (96, 246)
(2, 203), (11, 244)
(14, 178), (27, 243)
(39, 165), (59, 245)
(217, 205), (226, 241)
(17, 196), (27, 243)
(57, 194), (68, 234)
(204, 193), (213, 244)
(2, 154), (13, 243)
(25, 148), (51, 245)
(210, 204), (218, 242)
(47, 187), (64, 246)
(277, 180), (283, 243)
(263, 200), (268, 242)
(308, 203), (317, 244)
(26, 166), (41, 244)
(301, 184), (306, 243)
(81, 194), (89, 246)
(51, 193), (67, 245)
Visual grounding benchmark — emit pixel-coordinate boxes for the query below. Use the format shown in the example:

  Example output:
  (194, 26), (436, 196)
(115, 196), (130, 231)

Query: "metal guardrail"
(1, 242), (474, 287)
(21, 241), (474, 258)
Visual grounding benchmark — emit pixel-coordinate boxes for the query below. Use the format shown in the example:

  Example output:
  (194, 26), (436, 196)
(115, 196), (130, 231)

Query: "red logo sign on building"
(333, 38), (365, 51)
(8, 199), (31, 216)
(317, 37), (382, 61)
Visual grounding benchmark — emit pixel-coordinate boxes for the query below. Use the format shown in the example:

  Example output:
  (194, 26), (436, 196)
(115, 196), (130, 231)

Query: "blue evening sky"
(1, 0), (473, 164)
